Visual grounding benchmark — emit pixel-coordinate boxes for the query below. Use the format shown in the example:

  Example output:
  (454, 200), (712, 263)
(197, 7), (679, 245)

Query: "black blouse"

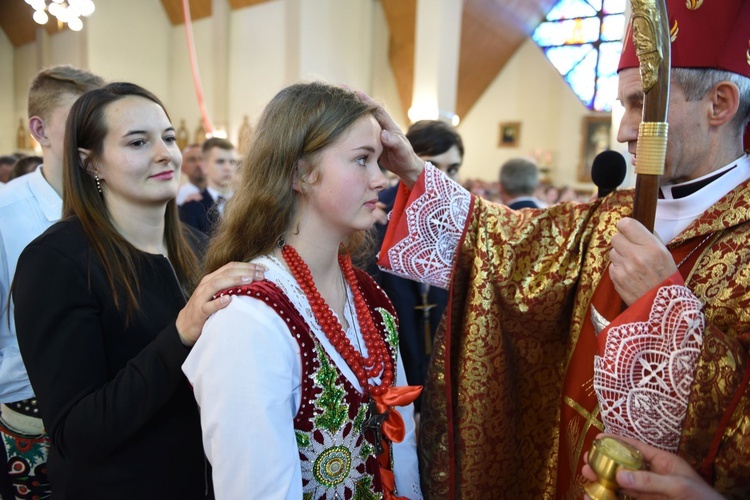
(13, 218), (213, 499)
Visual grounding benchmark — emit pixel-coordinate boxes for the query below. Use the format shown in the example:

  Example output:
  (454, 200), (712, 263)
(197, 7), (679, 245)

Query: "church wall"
(458, 38), (600, 191)
(3, 0), (612, 189)
(0, 28), (15, 156)
(86, 0), (172, 102)
(226, 0), (287, 144)
(169, 16), (215, 145)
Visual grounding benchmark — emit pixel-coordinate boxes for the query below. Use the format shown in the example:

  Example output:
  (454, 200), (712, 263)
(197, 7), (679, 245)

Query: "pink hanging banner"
(182, 0), (214, 136)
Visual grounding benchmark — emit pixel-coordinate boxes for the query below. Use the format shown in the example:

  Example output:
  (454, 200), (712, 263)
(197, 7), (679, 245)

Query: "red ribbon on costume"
(372, 385), (422, 443)
(372, 384), (422, 500)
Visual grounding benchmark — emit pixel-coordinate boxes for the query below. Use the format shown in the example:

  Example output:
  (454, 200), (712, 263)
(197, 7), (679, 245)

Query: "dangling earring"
(94, 174), (103, 196)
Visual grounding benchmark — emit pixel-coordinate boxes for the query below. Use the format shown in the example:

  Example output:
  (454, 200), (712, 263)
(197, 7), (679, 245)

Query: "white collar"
(655, 154), (750, 243)
(29, 165), (63, 222)
(206, 186), (232, 202)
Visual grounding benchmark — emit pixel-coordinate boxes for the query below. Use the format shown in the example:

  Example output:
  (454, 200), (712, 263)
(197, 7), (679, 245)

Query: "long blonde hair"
(205, 82), (378, 273)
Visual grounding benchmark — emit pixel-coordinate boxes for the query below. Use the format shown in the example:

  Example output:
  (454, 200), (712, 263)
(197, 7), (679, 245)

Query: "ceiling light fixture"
(26, 0), (96, 32)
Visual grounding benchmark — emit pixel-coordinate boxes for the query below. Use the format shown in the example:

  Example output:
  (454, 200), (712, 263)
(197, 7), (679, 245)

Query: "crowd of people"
(0, 0), (748, 498)
(0, 154), (43, 184)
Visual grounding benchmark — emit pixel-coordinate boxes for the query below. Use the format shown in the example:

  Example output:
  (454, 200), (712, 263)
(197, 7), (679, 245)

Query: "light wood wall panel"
(381, 0), (416, 120)
(160, 0), (212, 25)
(0, 1), (67, 47)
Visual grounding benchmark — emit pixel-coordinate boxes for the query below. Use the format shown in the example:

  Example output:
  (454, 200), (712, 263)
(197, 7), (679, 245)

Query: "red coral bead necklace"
(280, 241), (394, 396)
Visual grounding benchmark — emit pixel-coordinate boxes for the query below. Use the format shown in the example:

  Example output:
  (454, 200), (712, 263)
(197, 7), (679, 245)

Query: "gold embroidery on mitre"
(746, 40), (750, 66)
(670, 20), (679, 42)
(685, 0), (703, 10)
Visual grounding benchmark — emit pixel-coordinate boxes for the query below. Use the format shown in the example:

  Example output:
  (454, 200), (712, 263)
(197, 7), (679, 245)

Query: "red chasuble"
(380, 168), (750, 498)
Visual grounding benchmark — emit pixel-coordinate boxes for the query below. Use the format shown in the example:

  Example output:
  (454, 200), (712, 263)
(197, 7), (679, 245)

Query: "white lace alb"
(593, 285), (704, 451)
(383, 162), (471, 288)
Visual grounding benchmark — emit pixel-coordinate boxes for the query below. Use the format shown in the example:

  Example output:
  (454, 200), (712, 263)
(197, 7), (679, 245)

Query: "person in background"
(183, 81), (422, 499)
(176, 143), (205, 205)
(373, 120), (464, 414)
(0, 65), (104, 499)
(12, 82), (261, 499)
(8, 156), (43, 182)
(498, 157), (546, 209)
(179, 138), (238, 234)
(0, 156), (15, 184)
(372, 0), (750, 496)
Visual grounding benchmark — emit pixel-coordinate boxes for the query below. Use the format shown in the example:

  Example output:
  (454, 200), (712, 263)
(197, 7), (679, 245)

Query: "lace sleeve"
(380, 162), (471, 289)
(594, 285), (704, 452)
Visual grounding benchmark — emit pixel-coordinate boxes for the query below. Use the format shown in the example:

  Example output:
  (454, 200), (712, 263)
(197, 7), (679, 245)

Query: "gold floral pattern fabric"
(416, 178), (750, 498)
(420, 192), (626, 499)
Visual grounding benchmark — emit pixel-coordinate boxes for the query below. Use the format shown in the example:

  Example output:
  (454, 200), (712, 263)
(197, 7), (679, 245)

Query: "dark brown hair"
(62, 82), (200, 318)
(9, 156), (43, 181)
(406, 119), (464, 158)
(201, 137), (234, 155)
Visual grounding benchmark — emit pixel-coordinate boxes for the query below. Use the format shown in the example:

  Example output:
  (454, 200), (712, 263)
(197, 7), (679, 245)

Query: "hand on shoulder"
(175, 262), (266, 346)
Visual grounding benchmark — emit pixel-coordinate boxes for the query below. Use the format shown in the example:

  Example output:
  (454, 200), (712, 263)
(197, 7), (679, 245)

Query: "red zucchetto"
(618, 0), (750, 77)
(618, 0), (750, 151)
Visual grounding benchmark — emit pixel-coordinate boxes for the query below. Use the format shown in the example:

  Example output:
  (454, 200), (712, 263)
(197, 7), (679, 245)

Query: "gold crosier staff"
(583, 3), (673, 498)
(629, 0), (671, 231)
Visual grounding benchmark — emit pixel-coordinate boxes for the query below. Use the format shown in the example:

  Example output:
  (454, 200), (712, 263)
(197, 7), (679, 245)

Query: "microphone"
(591, 150), (626, 198)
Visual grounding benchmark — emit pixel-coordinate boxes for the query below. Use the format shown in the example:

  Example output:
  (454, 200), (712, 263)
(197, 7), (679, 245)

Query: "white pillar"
(285, 0), (374, 92)
(35, 27), (50, 69)
(212, 0), (230, 136)
(410, 0), (462, 124)
(284, 0), (301, 83)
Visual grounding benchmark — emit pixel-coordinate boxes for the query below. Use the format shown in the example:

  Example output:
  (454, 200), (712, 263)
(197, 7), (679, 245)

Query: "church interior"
(0, 0), (630, 196)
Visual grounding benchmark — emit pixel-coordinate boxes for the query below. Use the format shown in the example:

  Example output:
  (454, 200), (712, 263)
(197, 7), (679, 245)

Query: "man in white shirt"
(0, 65), (104, 498)
(176, 143), (206, 205)
(179, 137), (238, 234)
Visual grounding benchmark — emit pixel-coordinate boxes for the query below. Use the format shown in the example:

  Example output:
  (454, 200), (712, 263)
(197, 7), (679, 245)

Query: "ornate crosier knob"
(584, 436), (645, 500)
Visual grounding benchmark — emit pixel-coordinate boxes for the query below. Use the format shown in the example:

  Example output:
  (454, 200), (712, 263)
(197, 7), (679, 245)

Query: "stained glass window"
(532, 0), (626, 111)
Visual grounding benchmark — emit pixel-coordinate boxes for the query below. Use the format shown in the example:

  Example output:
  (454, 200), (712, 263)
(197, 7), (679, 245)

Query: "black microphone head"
(591, 150), (627, 198)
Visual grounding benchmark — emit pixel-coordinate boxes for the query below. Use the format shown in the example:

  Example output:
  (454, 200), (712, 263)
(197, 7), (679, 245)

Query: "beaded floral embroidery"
(296, 307), (400, 499)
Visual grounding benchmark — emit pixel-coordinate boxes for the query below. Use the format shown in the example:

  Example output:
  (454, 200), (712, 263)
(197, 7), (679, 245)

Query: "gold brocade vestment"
(418, 183), (750, 498)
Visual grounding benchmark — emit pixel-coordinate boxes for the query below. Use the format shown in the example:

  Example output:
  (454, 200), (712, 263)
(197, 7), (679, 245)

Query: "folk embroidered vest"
(220, 270), (401, 499)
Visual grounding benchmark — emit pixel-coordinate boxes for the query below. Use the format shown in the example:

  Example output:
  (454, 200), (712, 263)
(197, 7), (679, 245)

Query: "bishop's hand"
(355, 90), (424, 189)
(582, 434), (722, 500)
(608, 217), (677, 306)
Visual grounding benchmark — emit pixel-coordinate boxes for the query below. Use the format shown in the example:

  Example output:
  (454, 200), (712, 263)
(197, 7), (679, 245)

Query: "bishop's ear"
(707, 81), (741, 127)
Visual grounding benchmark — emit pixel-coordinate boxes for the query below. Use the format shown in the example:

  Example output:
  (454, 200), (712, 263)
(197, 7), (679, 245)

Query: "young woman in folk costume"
(183, 82), (422, 499)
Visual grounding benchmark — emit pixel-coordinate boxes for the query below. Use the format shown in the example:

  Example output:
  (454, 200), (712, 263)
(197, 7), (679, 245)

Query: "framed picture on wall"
(578, 115), (611, 182)
(498, 121), (521, 147)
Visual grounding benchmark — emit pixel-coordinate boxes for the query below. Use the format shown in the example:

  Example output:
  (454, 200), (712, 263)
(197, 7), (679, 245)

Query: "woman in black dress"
(13, 82), (260, 499)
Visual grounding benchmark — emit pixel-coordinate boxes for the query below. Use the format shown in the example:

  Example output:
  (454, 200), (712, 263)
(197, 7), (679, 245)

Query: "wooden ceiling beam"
(160, 0), (275, 26)
(380, 0), (556, 123)
(0, 0), (66, 47)
(160, 0), (212, 26)
(381, 0), (416, 121)
(456, 0), (557, 119)
(227, 0), (275, 10)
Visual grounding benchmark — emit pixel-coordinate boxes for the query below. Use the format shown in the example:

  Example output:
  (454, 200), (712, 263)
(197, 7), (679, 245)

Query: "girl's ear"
(78, 148), (98, 177)
(293, 159), (306, 193)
